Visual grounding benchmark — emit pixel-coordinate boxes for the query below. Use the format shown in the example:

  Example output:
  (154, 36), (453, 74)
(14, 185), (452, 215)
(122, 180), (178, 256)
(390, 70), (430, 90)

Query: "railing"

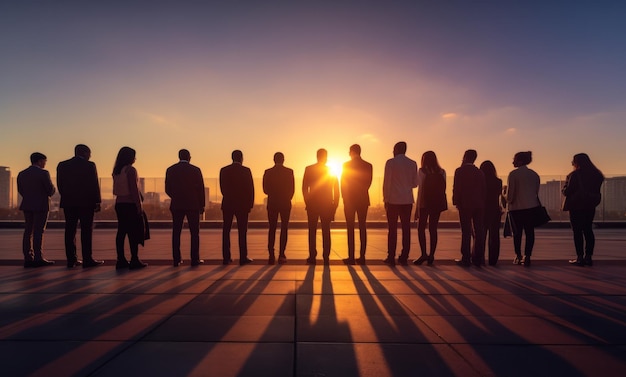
(1, 175), (625, 222)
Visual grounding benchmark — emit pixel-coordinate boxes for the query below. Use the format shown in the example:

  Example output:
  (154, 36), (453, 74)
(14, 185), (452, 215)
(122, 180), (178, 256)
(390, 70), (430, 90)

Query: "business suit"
(452, 163), (486, 265)
(17, 165), (55, 263)
(166, 160), (206, 265)
(57, 156), (102, 265)
(302, 162), (339, 262)
(341, 157), (372, 261)
(263, 164), (294, 259)
(220, 162), (254, 263)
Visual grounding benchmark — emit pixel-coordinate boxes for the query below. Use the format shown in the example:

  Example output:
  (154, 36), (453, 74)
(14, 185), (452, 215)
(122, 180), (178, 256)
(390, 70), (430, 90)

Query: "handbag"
(531, 204), (551, 227)
(503, 210), (514, 238)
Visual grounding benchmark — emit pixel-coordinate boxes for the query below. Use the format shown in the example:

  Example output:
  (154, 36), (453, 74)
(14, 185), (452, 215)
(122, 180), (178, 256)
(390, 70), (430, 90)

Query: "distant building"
(204, 187), (210, 207)
(539, 180), (563, 212)
(0, 166), (10, 209)
(144, 192), (161, 206)
(603, 177), (626, 217)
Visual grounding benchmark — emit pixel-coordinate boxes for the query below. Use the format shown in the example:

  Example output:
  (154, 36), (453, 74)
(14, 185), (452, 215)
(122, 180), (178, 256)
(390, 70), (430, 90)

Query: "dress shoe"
(129, 259), (148, 270)
(23, 260), (35, 268)
(569, 258), (584, 266)
(522, 256), (531, 267)
(240, 257), (254, 266)
(397, 257), (408, 266)
(413, 255), (428, 266)
(454, 258), (470, 267)
(116, 260), (130, 270)
(278, 255), (287, 264)
(356, 257), (366, 265)
(83, 259), (104, 268)
(343, 257), (356, 265)
(427, 255), (435, 266)
(305, 257), (316, 265)
(383, 258), (396, 266)
(513, 255), (523, 265)
(584, 256), (593, 266)
(67, 260), (83, 268)
(173, 260), (183, 267)
(191, 259), (205, 266)
(223, 258), (233, 265)
(32, 259), (55, 267)
(268, 255), (276, 265)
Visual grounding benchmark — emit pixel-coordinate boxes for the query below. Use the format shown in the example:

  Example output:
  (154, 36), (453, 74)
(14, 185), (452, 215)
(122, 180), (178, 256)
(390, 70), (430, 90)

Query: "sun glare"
(327, 159), (343, 177)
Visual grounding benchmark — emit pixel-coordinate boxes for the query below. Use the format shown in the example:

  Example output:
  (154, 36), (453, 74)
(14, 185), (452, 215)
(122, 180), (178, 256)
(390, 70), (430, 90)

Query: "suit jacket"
(452, 163), (486, 210)
(17, 165), (55, 212)
(220, 162), (254, 212)
(263, 164), (294, 211)
(165, 161), (206, 211)
(56, 156), (101, 208)
(341, 157), (373, 208)
(302, 163), (339, 212)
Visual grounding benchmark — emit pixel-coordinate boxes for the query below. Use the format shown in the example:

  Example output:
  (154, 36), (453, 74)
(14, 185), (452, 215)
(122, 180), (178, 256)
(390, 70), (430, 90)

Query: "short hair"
(179, 149), (191, 161)
(393, 141), (407, 155)
(30, 152), (47, 164)
(514, 151), (532, 166)
(349, 144), (361, 155)
(74, 144), (91, 158)
(232, 150), (243, 163)
(462, 149), (478, 164)
(273, 152), (284, 164)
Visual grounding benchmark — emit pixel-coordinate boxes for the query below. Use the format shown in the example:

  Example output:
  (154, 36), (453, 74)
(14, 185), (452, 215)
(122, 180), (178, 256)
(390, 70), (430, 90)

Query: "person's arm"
(44, 170), (55, 197)
(126, 166), (142, 213)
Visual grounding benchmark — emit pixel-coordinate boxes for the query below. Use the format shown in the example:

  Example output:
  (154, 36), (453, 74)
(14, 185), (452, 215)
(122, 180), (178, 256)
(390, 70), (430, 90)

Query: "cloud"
(135, 111), (180, 129)
(359, 133), (380, 143)
(441, 112), (458, 119)
(506, 127), (517, 133)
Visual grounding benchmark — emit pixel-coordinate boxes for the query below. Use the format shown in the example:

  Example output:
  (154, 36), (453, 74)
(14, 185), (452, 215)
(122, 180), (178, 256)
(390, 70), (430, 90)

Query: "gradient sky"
(2, 1), (625, 181)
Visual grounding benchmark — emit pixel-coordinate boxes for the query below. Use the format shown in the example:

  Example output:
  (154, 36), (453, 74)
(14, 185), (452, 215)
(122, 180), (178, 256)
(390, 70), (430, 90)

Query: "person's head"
(479, 160), (498, 178)
(273, 152), (285, 165)
(74, 144), (91, 160)
(316, 148), (328, 164)
(30, 152), (47, 167)
(178, 149), (191, 162)
(513, 151), (532, 168)
(420, 151), (441, 173)
(349, 144), (361, 159)
(462, 149), (478, 164)
(232, 150), (243, 163)
(113, 146), (136, 175)
(393, 141), (407, 156)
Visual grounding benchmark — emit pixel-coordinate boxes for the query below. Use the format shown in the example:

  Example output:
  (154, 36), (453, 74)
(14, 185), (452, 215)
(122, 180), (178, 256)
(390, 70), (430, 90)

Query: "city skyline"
(2, 2), (626, 179)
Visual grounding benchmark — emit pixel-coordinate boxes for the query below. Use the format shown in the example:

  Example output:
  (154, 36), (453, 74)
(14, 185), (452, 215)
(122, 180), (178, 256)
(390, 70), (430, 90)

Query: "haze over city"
(2, 1), (625, 180)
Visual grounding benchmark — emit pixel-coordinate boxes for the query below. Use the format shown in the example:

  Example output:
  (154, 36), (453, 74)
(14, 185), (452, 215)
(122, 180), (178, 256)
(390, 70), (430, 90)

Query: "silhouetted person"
(220, 150), (254, 265)
(112, 146), (147, 270)
(165, 149), (206, 266)
(504, 151), (540, 267)
(479, 160), (503, 266)
(302, 148), (339, 265)
(341, 144), (372, 265)
(17, 152), (55, 268)
(263, 152), (294, 265)
(452, 149), (486, 267)
(57, 144), (104, 268)
(382, 141), (418, 266)
(562, 153), (604, 267)
(413, 151), (447, 266)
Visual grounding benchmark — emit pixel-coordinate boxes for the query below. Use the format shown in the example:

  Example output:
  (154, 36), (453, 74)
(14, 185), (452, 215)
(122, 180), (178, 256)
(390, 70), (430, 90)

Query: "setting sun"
(327, 159), (343, 177)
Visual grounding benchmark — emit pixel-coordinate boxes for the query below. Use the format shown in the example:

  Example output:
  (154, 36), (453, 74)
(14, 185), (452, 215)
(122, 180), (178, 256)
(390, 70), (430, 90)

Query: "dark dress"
(483, 175), (503, 265)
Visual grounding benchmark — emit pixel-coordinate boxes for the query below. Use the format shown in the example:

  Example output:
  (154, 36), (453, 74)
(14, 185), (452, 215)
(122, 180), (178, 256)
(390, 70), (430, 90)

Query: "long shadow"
(401, 265), (619, 376)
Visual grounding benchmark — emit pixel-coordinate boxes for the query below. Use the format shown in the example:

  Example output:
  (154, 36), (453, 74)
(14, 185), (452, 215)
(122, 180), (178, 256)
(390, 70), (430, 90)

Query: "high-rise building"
(602, 177), (626, 218)
(539, 180), (564, 212)
(0, 166), (10, 209)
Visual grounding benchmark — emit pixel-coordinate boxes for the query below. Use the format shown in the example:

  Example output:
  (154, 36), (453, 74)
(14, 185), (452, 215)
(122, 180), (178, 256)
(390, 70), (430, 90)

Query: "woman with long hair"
(479, 160), (503, 266)
(562, 153), (604, 266)
(112, 146), (147, 270)
(413, 151), (447, 266)
(504, 151), (540, 267)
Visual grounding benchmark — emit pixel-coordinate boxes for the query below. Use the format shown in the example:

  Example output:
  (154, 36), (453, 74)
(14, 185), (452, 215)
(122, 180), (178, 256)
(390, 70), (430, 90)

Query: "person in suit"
(504, 151), (540, 267)
(382, 141), (418, 266)
(57, 144), (104, 268)
(413, 151), (447, 266)
(562, 153), (604, 267)
(302, 148), (339, 265)
(479, 160), (503, 266)
(452, 149), (486, 267)
(17, 152), (56, 267)
(165, 149), (206, 267)
(262, 152), (294, 265)
(341, 144), (372, 265)
(112, 146), (147, 270)
(220, 150), (254, 265)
